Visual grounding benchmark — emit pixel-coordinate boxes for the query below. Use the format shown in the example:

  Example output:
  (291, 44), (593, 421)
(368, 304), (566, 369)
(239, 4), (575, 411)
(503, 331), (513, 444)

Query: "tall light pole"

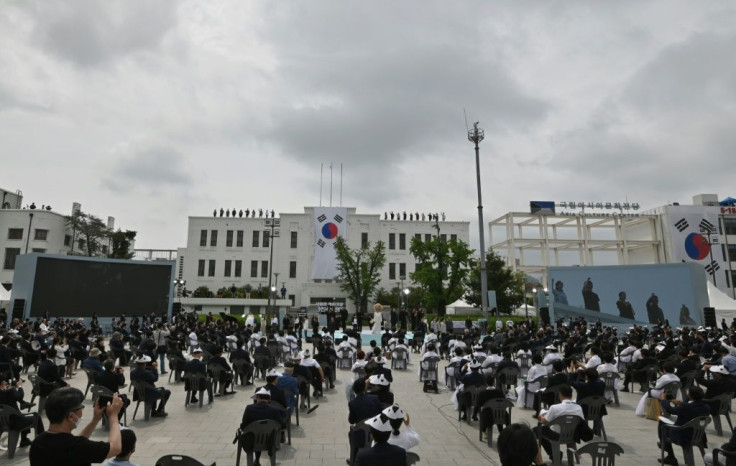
(265, 218), (280, 324)
(468, 122), (490, 318)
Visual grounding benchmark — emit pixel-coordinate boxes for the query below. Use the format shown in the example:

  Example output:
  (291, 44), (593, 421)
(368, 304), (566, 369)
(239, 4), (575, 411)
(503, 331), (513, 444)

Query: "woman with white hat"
(377, 404), (420, 451)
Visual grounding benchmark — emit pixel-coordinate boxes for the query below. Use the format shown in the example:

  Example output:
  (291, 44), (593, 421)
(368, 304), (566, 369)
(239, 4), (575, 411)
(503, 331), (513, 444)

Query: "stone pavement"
(5, 352), (717, 466)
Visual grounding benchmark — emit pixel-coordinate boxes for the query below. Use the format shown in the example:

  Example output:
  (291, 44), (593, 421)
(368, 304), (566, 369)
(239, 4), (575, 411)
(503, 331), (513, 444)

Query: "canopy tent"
(708, 281), (736, 321)
(445, 298), (475, 315)
(719, 197), (736, 206)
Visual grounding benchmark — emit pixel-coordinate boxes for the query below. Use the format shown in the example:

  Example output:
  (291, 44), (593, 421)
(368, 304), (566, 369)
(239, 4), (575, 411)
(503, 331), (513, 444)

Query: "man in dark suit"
(229, 345), (254, 385)
(674, 350), (698, 378)
(355, 413), (407, 466)
(260, 370), (287, 408)
(182, 349), (212, 405)
(208, 346), (235, 395)
(658, 386), (711, 465)
(348, 379), (383, 424)
(0, 377), (43, 447)
(37, 349), (68, 396)
(94, 359), (130, 421)
(476, 374), (507, 434)
(697, 365), (736, 414)
(240, 387), (285, 465)
(625, 348), (657, 392)
(129, 355), (170, 417)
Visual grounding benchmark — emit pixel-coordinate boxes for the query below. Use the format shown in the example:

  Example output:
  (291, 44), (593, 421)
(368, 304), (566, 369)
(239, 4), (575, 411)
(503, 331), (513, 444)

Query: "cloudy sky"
(2, 1), (735, 251)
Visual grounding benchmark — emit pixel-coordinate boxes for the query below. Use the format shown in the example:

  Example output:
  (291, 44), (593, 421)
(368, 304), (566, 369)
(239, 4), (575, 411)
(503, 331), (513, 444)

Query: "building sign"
(721, 207), (736, 215)
(556, 201), (640, 211)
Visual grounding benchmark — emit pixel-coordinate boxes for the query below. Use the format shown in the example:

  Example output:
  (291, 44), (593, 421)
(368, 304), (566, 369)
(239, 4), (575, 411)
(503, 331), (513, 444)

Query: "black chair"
(183, 373), (212, 408)
(578, 396), (608, 441)
(478, 398), (513, 447)
(348, 419), (372, 466)
(391, 348), (409, 370)
(82, 368), (97, 398)
(495, 367), (519, 397)
(254, 354), (271, 380)
(91, 385), (127, 428)
(406, 452), (420, 465)
(155, 454), (215, 466)
(457, 385), (484, 424)
(445, 361), (462, 390)
(336, 348), (353, 369)
(518, 354), (532, 378)
(659, 416), (711, 466)
(678, 370), (697, 402)
(419, 357), (440, 393)
(713, 447), (736, 466)
(540, 385), (566, 410)
(523, 374), (549, 408)
(705, 392), (734, 436)
(601, 372), (620, 406)
(268, 400), (292, 445)
(575, 441), (624, 465)
(537, 415), (581, 466)
(208, 365), (230, 396)
(131, 380), (157, 421)
(0, 405), (39, 459)
(660, 381), (682, 401)
(296, 375), (311, 411)
(232, 360), (253, 386)
(27, 373), (54, 418)
(235, 419), (280, 466)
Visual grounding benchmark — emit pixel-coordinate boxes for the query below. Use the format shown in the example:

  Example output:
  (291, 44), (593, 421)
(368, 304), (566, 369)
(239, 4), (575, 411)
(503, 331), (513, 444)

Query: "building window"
(3, 248), (20, 269)
(200, 230), (207, 247)
(261, 260), (268, 278)
(389, 263), (396, 280)
(198, 260), (205, 277)
(414, 233), (421, 243)
(729, 245), (736, 262)
(101, 245), (108, 255)
(208, 260), (216, 277)
(263, 231), (270, 248)
(361, 232), (368, 249)
(399, 233), (406, 250)
(425, 234), (431, 242)
(236, 230), (244, 247)
(234, 260), (242, 277)
(725, 218), (736, 235)
(34, 229), (48, 241)
(399, 263), (406, 278)
(64, 235), (71, 246)
(32, 248), (46, 253)
(224, 260), (232, 277)
(210, 230), (218, 247)
(451, 234), (457, 242)
(440, 234), (447, 242)
(291, 231), (298, 248)
(226, 230), (234, 247)
(252, 231), (260, 248)
(250, 260), (258, 278)
(289, 261), (297, 278)
(389, 233), (396, 250)
(78, 239), (85, 250)
(7, 228), (23, 240)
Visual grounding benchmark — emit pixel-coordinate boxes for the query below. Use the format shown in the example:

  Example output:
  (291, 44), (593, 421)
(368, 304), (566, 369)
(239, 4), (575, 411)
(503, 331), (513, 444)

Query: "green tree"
(465, 249), (525, 314)
(109, 230), (137, 259)
(409, 234), (474, 316)
(193, 286), (213, 298)
(334, 236), (386, 313)
(65, 211), (111, 256)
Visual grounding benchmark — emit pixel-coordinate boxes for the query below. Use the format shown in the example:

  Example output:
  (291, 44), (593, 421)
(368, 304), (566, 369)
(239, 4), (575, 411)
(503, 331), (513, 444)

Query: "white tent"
(708, 281), (736, 321)
(446, 298), (475, 315)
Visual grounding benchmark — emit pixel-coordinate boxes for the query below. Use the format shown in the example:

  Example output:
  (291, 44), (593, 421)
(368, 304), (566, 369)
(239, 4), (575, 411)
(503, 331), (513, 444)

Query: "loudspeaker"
(704, 307), (716, 328)
(12, 299), (25, 321)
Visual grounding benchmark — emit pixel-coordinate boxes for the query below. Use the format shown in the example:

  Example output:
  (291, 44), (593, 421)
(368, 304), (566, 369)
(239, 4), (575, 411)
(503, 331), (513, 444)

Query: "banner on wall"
(311, 207), (348, 280)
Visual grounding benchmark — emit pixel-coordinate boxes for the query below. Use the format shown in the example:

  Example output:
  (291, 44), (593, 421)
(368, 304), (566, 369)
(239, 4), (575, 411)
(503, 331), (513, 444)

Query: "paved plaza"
(5, 350), (713, 466)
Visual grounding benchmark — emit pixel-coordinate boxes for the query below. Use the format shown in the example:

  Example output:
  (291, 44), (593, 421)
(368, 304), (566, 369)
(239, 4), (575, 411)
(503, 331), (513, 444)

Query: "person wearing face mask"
(29, 386), (124, 465)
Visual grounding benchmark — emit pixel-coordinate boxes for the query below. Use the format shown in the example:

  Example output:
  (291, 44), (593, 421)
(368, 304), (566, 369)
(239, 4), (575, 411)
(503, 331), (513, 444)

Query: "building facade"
(175, 207), (470, 312)
(490, 194), (736, 299)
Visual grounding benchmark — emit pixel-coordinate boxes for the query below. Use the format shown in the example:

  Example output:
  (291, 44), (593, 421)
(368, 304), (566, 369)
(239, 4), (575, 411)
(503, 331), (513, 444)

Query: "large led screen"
(548, 263), (709, 327)
(30, 257), (173, 318)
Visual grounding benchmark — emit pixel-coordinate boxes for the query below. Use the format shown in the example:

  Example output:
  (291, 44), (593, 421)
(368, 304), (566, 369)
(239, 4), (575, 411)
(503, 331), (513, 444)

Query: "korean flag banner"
(311, 207), (348, 279)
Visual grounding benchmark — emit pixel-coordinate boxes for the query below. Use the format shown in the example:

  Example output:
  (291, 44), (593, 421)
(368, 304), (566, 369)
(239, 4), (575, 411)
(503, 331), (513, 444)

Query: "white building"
(1, 186), (121, 298)
(175, 206), (470, 313)
(490, 194), (736, 299)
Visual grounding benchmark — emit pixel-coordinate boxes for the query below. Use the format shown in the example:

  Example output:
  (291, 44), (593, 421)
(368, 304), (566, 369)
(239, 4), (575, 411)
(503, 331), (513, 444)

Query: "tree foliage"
(109, 230), (137, 259)
(465, 249), (525, 314)
(65, 211), (111, 257)
(409, 234), (474, 316)
(334, 236), (386, 313)
(193, 286), (214, 298)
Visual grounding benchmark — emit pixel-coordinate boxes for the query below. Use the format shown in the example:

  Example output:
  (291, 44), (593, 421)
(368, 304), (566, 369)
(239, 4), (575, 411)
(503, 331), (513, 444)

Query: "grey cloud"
(103, 144), (193, 193)
(26, 0), (178, 67)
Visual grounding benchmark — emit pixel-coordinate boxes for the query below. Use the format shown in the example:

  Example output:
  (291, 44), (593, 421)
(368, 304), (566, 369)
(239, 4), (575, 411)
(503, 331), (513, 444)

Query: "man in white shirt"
(481, 348), (502, 369)
(516, 354), (547, 408)
(542, 345), (562, 374)
(188, 330), (198, 354)
(298, 349), (325, 397)
(584, 347), (602, 369)
(535, 385), (584, 460)
(635, 362), (680, 416)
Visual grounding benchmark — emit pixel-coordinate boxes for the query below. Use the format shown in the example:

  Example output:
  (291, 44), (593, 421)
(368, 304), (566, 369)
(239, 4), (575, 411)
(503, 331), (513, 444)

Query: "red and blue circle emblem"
(321, 222), (338, 239)
(684, 232), (710, 260)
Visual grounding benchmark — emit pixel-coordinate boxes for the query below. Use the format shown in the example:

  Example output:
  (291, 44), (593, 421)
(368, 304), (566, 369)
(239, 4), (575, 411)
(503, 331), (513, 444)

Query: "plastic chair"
(91, 385), (127, 428)
(391, 348), (409, 370)
(445, 361), (461, 390)
(268, 400), (292, 445)
(419, 357), (440, 393)
(641, 364), (659, 389)
(27, 374), (53, 418)
(495, 367), (519, 396)
(659, 415), (711, 466)
(678, 370), (697, 402)
(478, 398), (513, 447)
(254, 354), (271, 380)
(232, 360), (252, 386)
(518, 354), (532, 378)
(406, 451), (420, 465)
(235, 419), (280, 466)
(0, 405), (37, 459)
(482, 362), (499, 378)
(578, 396), (608, 441)
(82, 368), (97, 398)
(348, 419), (372, 466)
(705, 392), (734, 436)
(336, 349), (353, 369)
(524, 374), (549, 408)
(713, 447), (736, 466)
(155, 454), (215, 466)
(296, 375), (311, 411)
(457, 385), (484, 423)
(660, 381), (682, 401)
(575, 441), (624, 466)
(131, 380), (157, 421)
(208, 364), (230, 396)
(601, 372), (620, 406)
(183, 373), (211, 408)
(538, 415), (581, 466)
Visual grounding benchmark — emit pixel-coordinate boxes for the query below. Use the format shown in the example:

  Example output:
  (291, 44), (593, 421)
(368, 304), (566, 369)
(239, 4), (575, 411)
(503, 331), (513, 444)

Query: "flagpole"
(340, 163), (343, 207)
(319, 163), (323, 206)
(329, 162), (333, 207)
